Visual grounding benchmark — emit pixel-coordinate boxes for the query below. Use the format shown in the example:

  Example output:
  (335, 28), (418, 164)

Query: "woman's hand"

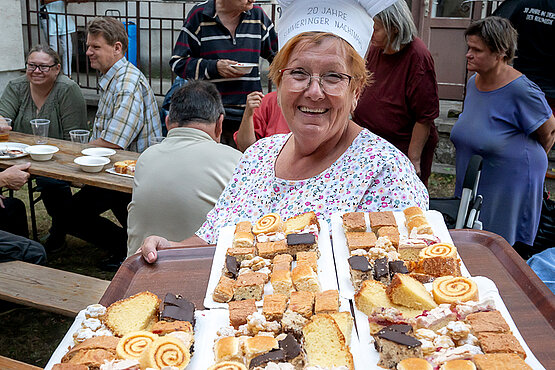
(236, 92), (264, 152)
(217, 59), (247, 78)
(137, 235), (170, 263)
(245, 91), (263, 116)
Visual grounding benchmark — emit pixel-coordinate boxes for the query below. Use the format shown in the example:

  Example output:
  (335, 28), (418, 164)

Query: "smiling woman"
(0, 44), (88, 140)
(0, 44), (89, 252)
(139, 0), (425, 263)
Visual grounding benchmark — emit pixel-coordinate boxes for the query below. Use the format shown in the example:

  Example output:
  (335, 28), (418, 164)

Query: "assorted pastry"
(343, 207), (461, 292)
(53, 291), (195, 370)
(114, 160), (137, 176)
(212, 289), (354, 369)
(213, 212), (323, 304)
(51, 207), (534, 370)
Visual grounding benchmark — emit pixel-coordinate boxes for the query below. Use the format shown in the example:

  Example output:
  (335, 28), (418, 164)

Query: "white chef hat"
(276, 0), (397, 57)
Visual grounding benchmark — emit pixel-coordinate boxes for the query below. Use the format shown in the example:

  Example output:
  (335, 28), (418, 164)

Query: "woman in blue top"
(451, 17), (555, 258)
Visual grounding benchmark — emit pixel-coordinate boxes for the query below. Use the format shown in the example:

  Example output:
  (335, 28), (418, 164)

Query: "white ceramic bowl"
(25, 145), (59, 161)
(81, 147), (117, 157)
(230, 62), (257, 74)
(74, 156), (110, 173)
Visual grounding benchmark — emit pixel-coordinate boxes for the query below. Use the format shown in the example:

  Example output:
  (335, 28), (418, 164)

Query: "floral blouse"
(196, 130), (428, 243)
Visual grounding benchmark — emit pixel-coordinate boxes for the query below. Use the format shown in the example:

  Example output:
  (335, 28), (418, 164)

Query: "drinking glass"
(69, 129), (90, 144)
(30, 119), (50, 144)
(0, 117), (12, 142)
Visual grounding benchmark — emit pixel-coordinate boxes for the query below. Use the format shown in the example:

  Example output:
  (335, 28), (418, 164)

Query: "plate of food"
(331, 208), (470, 299)
(352, 275), (544, 369)
(202, 298), (360, 369)
(106, 159), (136, 177)
(204, 211), (337, 309)
(45, 291), (202, 370)
(0, 142), (29, 159)
(230, 62), (258, 73)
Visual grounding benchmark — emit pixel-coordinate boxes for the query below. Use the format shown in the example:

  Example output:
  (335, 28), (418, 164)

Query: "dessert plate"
(198, 299), (361, 369)
(0, 142), (29, 159)
(353, 276), (544, 369)
(331, 210), (471, 299)
(44, 309), (209, 370)
(203, 219), (337, 309)
(106, 167), (134, 178)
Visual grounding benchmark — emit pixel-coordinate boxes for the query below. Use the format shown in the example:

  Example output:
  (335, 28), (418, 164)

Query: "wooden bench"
(0, 261), (110, 317)
(0, 355), (42, 370)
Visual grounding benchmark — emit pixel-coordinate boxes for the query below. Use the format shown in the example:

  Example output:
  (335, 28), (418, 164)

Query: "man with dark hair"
(66, 17), (162, 270)
(126, 81), (242, 256)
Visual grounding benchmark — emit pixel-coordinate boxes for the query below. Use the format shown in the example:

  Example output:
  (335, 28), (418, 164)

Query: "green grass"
(0, 174), (456, 367)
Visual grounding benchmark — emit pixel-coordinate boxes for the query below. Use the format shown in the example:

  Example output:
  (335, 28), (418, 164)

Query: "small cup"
(69, 129), (90, 144)
(0, 117), (12, 142)
(30, 119), (50, 144)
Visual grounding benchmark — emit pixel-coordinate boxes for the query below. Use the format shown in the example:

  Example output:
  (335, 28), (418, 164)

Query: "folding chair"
(430, 155), (483, 230)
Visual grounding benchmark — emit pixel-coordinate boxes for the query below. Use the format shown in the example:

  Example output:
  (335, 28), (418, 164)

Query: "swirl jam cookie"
(139, 335), (190, 369)
(252, 213), (284, 235)
(432, 276), (478, 304)
(419, 243), (457, 259)
(117, 330), (158, 359)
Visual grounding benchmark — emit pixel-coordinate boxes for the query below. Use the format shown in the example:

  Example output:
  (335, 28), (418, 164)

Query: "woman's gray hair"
(375, 0), (417, 53)
(465, 16), (517, 63)
(27, 44), (61, 65)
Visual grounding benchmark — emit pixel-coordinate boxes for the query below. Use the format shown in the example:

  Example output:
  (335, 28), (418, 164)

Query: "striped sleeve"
(169, 6), (219, 79)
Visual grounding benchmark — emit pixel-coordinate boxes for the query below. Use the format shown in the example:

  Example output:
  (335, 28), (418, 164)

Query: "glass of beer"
(0, 117), (12, 142)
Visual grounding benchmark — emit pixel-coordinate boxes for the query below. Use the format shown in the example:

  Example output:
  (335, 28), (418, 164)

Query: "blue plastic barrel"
(124, 21), (137, 66)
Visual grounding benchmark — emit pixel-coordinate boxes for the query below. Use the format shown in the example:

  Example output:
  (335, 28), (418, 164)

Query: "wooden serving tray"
(452, 229), (555, 368)
(99, 246), (215, 309)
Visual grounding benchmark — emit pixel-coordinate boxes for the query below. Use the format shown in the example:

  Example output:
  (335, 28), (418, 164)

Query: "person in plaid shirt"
(65, 17), (162, 270)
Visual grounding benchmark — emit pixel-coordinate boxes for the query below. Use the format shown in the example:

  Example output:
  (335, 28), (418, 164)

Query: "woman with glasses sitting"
(139, 0), (428, 263)
(0, 44), (87, 252)
(0, 44), (87, 139)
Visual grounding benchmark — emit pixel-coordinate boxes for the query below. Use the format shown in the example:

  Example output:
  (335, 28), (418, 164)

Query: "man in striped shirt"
(169, 0), (278, 146)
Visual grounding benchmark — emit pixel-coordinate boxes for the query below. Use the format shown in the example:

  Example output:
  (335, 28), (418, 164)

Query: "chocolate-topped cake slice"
(286, 232), (318, 257)
(160, 293), (195, 325)
(348, 255), (372, 291)
(374, 324), (423, 369)
(373, 257), (390, 284)
(249, 349), (286, 369)
(278, 333), (304, 368)
(224, 255), (240, 279)
(389, 260), (409, 279)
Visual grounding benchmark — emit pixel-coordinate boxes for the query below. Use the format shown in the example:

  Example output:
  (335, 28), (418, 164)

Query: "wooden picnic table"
(0, 132), (138, 193)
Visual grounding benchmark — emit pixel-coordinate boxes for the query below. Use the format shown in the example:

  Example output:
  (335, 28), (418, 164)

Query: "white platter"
(106, 167), (134, 178)
(198, 298), (359, 369)
(0, 142), (29, 159)
(203, 219), (337, 309)
(331, 210), (471, 299)
(45, 310), (208, 370)
(352, 276), (545, 370)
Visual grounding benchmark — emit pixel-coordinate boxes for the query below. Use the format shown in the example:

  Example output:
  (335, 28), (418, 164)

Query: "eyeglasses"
(26, 63), (57, 72)
(279, 68), (352, 96)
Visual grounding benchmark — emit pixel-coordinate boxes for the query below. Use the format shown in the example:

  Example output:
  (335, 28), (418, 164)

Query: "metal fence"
(22, 0), (278, 96)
